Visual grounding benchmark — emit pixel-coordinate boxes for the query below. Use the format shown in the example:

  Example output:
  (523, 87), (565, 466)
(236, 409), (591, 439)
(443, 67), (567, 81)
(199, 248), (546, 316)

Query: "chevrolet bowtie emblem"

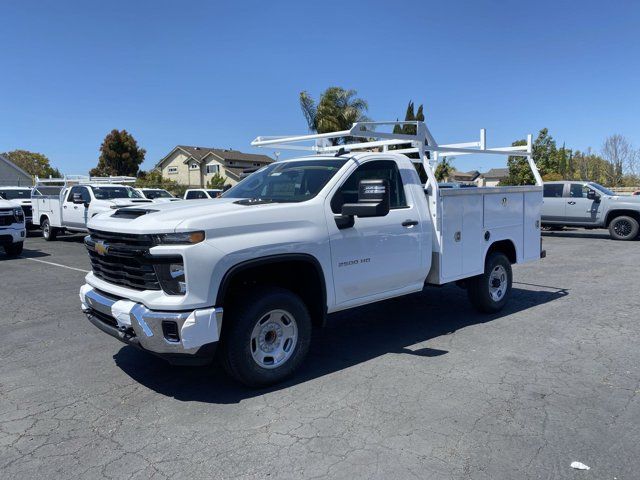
(94, 240), (109, 256)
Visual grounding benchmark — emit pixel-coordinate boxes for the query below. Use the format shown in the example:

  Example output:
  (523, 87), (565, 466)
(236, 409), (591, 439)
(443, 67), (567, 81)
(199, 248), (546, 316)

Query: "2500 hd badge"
(338, 257), (371, 268)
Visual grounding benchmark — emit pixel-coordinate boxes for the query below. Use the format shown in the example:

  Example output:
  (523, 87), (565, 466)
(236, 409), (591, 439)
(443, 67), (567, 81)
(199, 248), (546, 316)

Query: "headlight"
(13, 208), (24, 223)
(154, 262), (187, 295)
(155, 231), (205, 245)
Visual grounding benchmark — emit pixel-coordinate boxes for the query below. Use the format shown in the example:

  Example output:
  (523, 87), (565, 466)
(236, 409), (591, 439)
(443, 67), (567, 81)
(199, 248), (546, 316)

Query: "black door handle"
(402, 220), (419, 227)
(567, 201), (576, 205)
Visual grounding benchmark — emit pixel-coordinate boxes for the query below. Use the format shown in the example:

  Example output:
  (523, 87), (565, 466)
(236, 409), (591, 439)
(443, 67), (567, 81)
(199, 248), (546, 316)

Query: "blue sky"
(1, 0), (638, 174)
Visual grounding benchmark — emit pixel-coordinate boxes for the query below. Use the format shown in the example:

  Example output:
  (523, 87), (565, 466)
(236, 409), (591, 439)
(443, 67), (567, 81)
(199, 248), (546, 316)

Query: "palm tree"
(299, 87), (370, 144)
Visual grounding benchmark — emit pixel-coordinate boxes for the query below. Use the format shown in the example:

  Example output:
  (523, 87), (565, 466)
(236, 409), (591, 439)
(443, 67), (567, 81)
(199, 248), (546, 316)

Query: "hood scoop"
(111, 208), (158, 219)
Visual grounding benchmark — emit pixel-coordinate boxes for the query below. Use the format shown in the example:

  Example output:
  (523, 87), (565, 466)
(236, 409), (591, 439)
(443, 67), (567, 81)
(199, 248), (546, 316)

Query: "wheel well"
(487, 239), (517, 264)
(217, 255), (327, 327)
(40, 214), (49, 225)
(605, 210), (640, 227)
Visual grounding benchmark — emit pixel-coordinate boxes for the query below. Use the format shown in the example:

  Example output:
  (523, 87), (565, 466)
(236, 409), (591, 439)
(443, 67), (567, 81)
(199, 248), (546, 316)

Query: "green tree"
(1, 150), (61, 178)
(136, 169), (186, 197)
(206, 173), (227, 188)
(90, 129), (146, 177)
(434, 157), (455, 181)
(299, 87), (370, 144)
(503, 128), (559, 185)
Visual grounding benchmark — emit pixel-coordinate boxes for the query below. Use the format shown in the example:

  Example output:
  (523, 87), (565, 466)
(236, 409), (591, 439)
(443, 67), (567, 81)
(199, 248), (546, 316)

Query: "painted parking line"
(20, 256), (90, 274)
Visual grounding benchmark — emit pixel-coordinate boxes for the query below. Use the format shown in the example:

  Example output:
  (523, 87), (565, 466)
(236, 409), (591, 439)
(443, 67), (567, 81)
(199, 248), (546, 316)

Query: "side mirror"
(587, 190), (600, 202)
(341, 179), (391, 218)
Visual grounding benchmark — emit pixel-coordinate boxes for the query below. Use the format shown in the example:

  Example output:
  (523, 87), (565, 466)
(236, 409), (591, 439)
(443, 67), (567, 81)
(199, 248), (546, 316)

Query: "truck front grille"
(86, 229), (162, 291)
(0, 210), (15, 226)
(87, 250), (161, 291)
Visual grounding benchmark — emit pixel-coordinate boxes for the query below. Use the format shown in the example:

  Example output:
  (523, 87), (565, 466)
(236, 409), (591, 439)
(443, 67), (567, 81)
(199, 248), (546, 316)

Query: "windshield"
(223, 159), (347, 203)
(92, 186), (143, 200)
(143, 189), (173, 199)
(0, 189), (31, 200)
(589, 183), (615, 196)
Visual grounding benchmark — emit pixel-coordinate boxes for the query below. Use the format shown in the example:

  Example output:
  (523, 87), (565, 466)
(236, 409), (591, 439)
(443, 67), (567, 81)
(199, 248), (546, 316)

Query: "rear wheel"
(220, 287), (312, 387)
(42, 218), (58, 241)
(4, 241), (23, 256)
(467, 252), (513, 313)
(608, 216), (639, 241)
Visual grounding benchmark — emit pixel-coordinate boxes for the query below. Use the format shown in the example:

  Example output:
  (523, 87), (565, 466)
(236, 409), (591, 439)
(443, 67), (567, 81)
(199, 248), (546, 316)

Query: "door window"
(569, 183), (588, 198)
(543, 184), (563, 198)
(331, 160), (407, 214)
(67, 186), (81, 202)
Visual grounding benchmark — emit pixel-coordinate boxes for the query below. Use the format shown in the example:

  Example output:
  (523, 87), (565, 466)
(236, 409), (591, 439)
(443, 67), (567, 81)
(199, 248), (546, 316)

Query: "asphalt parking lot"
(1, 230), (639, 479)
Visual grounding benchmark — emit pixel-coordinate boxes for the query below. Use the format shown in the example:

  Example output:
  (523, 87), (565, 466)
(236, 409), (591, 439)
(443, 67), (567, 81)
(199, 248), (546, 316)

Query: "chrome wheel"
(613, 219), (632, 237)
(250, 309), (298, 369)
(43, 221), (49, 239)
(489, 265), (507, 302)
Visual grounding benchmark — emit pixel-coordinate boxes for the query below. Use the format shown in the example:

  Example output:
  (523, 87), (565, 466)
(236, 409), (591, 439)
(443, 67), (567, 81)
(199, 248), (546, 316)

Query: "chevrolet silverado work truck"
(0, 198), (26, 256)
(542, 180), (640, 240)
(32, 176), (153, 241)
(80, 121), (545, 386)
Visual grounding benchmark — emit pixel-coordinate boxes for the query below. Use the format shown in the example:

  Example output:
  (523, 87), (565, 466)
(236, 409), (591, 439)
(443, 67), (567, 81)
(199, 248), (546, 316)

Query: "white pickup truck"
(32, 176), (153, 241)
(0, 199), (26, 256)
(79, 121), (545, 386)
(134, 188), (181, 203)
(0, 186), (34, 229)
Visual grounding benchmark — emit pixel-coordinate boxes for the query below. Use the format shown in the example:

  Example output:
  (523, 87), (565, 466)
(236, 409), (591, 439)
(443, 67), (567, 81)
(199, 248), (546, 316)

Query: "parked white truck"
(32, 176), (153, 240)
(0, 199), (26, 256)
(80, 121), (545, 386)
(0, 186), (34, 229)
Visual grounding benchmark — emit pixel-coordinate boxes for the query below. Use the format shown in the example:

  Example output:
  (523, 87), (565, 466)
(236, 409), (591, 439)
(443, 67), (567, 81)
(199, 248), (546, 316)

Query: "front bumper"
(79, 284), (223, 365)
(0, 227), (25, 245)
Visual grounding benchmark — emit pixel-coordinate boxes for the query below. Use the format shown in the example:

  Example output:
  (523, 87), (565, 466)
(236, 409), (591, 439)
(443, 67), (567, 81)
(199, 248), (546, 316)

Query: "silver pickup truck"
(542, 181), (640, 240)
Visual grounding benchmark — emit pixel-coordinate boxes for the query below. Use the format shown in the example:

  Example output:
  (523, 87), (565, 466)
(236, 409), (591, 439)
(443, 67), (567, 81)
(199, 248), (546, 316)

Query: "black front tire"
(608, 216), (639, 241)
(467, 252), (513, 313)
(42, 218), (57, 241)
(219, 287), (312, 387)
(4, 242), (23, 256)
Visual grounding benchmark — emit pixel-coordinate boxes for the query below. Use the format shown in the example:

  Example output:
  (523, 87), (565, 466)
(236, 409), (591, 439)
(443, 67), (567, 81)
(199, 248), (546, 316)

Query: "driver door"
(64, 186), (89, 228)
(566, 183), (601, 223)
(325, 160), (426, 306)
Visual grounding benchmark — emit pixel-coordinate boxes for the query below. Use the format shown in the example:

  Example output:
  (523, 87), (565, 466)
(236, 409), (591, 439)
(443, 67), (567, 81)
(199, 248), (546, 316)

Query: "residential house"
(449, 170), (480, 184)
(156, 146), (274, 187)
(0, 154), (33, 186)
(477, 168), (509, 187)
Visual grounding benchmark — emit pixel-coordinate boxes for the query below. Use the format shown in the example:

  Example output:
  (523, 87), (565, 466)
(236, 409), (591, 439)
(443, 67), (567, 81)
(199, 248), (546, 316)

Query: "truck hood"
(607, 195), (640, 206)
(4, 199), (31, 207)
(88, 198), (297, 234)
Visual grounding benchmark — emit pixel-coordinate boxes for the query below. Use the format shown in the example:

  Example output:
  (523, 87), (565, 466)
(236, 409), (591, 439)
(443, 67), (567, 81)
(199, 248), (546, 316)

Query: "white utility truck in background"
(134, 188), (181, 202)
(79, 121), (545, 386)
(0, 198), (26, 255)
(32, 176), (153, 241)
(0, 186), (34, 229)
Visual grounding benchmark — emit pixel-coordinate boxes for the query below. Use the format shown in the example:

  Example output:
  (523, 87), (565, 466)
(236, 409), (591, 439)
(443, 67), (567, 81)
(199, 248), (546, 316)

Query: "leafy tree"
(299, 87), (370, 144)
(1, 150), (61, 178)
(90, 129), (146, 177)
(434, 157), (455, 181)
(207, 173), (227, 189)
(136, 169), (186, 197)
(503, 129), (558, 185)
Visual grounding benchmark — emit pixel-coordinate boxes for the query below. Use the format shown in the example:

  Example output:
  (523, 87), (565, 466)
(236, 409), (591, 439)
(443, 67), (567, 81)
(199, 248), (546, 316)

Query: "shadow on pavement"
(114, 283), (569, 403)
(542, 230), (612, 240)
